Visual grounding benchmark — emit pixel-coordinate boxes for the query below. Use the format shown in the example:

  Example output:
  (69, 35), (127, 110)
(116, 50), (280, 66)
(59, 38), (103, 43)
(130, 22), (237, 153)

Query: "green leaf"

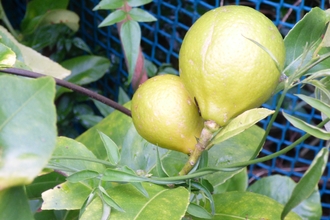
(50, 137), (105, 176)
(249, 175), (322, 220)
(118, 87), (131, 105)
(191, 182), (215, 215)
(41, 181), (92, 210)
(283, 111), (330, 139)
(107, 183), (189, 219)
(120, 166), (149, 197)
(295, 94), (330, 118)
(92, 99), (115, 117)
(97, 130), (120, 165)
(79, 196), (104, 220)
(72, 37), (92, 54)
(99, 9), (127, 27)
(98, 185), (125, 212)
(187, 203), (212, 219)
(0, 26), (24, 61)
(120, 20), (141, 85)
(39, 9), (80, 32)
(0, 26), (71, 79)
(78, 114), (103, 129)
(127, 0), (153, 7)
(211, 167), (248, 194)
(156, 148), (169, 177)
(25, 172), (66, 199)
(21, 0), (69, 32)
(0, 43), (16, 67)
(66, 170), (100, 183)
(129, 8), (157, 22)
(102, 169), (146, 182)
(93, 0), (125, 10)
(58, 55), (111, 97)
(0, 76), (57, 189)
(281, 147), (329, 219)
(284, 8), (330, 75)
(202, 192), (301, 220)
(0, 186), (34, 220)
(211, 108), (274, 145)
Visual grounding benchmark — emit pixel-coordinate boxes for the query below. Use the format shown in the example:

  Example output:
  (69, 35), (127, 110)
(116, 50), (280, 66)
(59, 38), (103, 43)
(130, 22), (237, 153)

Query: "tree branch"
(0, 67), (132, 117)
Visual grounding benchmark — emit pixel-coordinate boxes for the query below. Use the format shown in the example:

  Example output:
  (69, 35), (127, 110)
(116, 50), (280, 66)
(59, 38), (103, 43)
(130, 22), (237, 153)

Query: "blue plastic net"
(5, 0), (330, 218)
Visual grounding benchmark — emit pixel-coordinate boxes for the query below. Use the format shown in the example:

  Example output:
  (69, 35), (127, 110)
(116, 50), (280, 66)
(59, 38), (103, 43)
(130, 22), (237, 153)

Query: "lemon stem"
(179, 120), (220, 176)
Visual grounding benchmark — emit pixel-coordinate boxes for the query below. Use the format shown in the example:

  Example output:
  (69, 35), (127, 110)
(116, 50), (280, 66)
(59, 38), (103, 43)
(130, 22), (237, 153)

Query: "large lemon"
(179, 5), (285, 126)
(131, 74), (204, 154)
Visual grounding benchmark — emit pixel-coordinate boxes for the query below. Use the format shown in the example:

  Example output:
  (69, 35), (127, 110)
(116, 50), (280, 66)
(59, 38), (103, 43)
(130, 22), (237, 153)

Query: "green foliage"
(0, 2), (330, 219)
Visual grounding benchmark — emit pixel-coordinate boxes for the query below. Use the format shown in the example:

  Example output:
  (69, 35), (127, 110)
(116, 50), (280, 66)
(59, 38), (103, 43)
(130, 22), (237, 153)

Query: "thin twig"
(0, 68), (132, 117)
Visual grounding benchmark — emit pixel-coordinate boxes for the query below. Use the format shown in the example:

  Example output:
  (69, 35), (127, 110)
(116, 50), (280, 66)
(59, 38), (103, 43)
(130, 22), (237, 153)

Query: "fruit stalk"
(179, 120), (220, 176)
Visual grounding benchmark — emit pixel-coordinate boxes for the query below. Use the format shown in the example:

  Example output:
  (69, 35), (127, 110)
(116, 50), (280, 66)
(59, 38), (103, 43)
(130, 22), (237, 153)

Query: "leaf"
(295, 94), (330, 118)
(93, 0), (125, 10)
(283, 111), (330, 140)
(76, 102), (169, 173)
(39, 9), (80, 32)
(156, 148), (169, 177)
(187, 203), (212, 219)
(21, 0), (69, 32)
(281, 147), (329, 219)
(248, 175), (322, 220)
(60, 55), (111, 85)
(98, 9), (127, 27)
(93, 99), (115, 117)
(79, 196), (104, 220)
(25, 172), (66, 199)
(120, 166), (149, 197)
(129, 8), (157, 22)
(0, 26), (23, 61)
(0, 43), (16, 67)
(0, 76), (57, 190)
(66, 170), (100, 183)
(78, 114), (103, 129)
(120, 20), (141, 85)
(200, 192), (301, 220)
(127, 0), (153, 7)
(118, 87), (130, 105)
(284, 8), (330, 74)
(107, 183), (189, 219)
(49, 137), (105, 176)
(0, 186), (34, 220)
(72, 37), (92, 54)
(210, 167), (248, 194)
(0, 26), (71, 79)
(98, 185), (125, 212)
(41, 181), (92, 210)
(97, 130), (120, 165)
(102, 169), (146, 182)
(211, 108), (274, 145)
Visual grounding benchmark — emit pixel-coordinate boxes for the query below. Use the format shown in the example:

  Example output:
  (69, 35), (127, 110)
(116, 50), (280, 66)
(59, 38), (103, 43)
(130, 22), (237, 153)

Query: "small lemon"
(179, 5), (285, 126)
(131, 74), (204, 154)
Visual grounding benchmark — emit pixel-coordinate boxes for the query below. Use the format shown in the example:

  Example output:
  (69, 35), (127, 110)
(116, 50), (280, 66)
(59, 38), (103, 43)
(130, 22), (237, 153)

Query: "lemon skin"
(179, 5), (286, 126)
(131, 74), (204, 154)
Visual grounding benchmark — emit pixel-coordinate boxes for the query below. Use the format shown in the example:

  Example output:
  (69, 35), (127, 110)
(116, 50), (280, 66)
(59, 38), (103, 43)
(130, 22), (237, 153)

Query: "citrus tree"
(0, 2), (330, 220)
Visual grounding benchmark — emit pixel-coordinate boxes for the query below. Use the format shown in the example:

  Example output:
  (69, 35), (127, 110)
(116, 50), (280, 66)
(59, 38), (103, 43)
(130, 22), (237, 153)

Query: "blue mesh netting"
(4, 0), (330, 218)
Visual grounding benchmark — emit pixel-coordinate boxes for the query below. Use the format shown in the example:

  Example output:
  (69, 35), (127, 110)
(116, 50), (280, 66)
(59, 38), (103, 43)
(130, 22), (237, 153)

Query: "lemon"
(179, 5), (285, 126)
(131, 74), (204, 154)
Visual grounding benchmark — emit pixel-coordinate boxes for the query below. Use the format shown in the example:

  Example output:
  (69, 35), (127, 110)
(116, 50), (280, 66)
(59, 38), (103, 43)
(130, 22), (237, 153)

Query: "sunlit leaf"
(97, 130), (120, 165)
(249, 175), (322, 220)
(120, 20), (141, 85)
(283, 112), (330, 140)
(187, 203), (212, 219)
(98, 9), (126, 27)
(211, 108), (273, 145)
(281, 147), (329, 219)
(66, 170), (100, 183)
(0, 76), (57, 189)
(98, 185), (125, 212)
(129, 8), (157, 22)
(0, 43), (16, 67)
(93, 0), (125, 10)
(42, 181), (92, 210)
(296, 94), (330, 118)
